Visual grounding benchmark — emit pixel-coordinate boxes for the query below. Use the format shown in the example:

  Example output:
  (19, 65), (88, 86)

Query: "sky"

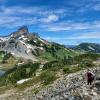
(0, 0), (100, 45)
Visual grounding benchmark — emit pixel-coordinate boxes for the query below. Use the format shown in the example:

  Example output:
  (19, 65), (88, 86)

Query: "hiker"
(85, 69), (95, 85)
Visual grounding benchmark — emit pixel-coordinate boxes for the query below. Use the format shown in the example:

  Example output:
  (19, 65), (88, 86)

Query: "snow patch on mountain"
(17, 78), (32, 84)
(88, 46), (95, 51)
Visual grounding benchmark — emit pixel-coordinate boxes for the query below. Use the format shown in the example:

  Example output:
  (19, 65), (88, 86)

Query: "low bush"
(40, 71), (57, 85)
(63, 67), (70, 74)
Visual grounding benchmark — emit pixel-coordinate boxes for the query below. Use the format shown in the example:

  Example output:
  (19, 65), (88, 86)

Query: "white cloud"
(67, 33), (100, 39)
(0, 6), (66, 16)
(46, 14), (59, 22)
(40, 14), (59, 23)
(0, 6), (40, 15)
(0, 16), (20, 25)
(0, 6), (39, 27)
(92, 3), (100, 11)
(0, 17), (37, 28)
(43, 32), (100, 43)
(0, 2), (100, 31)
(0, 6), (65, 28)
(41, 21), (100, 31)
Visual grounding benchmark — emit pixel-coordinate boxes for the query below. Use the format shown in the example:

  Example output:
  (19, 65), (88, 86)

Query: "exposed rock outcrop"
(11, 26), (29, 38)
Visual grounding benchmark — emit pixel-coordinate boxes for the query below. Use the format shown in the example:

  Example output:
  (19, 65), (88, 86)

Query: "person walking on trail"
(85, 69), (95, 85)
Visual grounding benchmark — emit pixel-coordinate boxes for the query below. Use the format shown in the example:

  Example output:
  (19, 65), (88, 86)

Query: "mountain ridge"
(72, 42), (100, 54)
(0, 26), (77, 62)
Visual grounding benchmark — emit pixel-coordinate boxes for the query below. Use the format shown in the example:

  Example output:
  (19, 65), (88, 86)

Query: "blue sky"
(0, 0), (100, 45)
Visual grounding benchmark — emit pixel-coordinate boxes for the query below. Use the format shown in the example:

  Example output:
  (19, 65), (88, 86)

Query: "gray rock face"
(0, 26), (44, 61)
(12, 26), (29, 38)
(18, 26), (28, 32)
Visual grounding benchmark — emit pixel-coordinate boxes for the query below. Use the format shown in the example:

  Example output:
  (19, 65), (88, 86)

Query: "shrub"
(79, 59), (94, 68)
(63, 67), (70, 74)
(40, 71), (56, 85)
(43, 60), (64, 71)
(2, 53), (12, 63)
(0, 62), (40, 84)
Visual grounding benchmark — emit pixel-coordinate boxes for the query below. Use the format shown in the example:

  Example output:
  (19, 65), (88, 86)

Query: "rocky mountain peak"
(18, 26), (28, 33)
(12, 26), (29, 38)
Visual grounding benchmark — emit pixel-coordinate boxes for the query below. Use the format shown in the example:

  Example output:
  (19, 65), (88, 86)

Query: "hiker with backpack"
(85, 69), (95, 85)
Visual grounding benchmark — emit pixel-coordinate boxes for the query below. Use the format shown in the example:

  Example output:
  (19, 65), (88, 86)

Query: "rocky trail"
(30, 67), (100, 100)
(0, 66), (100, 100)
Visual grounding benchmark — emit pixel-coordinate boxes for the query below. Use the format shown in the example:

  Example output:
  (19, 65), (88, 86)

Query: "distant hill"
(72, 43), (100, 53)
